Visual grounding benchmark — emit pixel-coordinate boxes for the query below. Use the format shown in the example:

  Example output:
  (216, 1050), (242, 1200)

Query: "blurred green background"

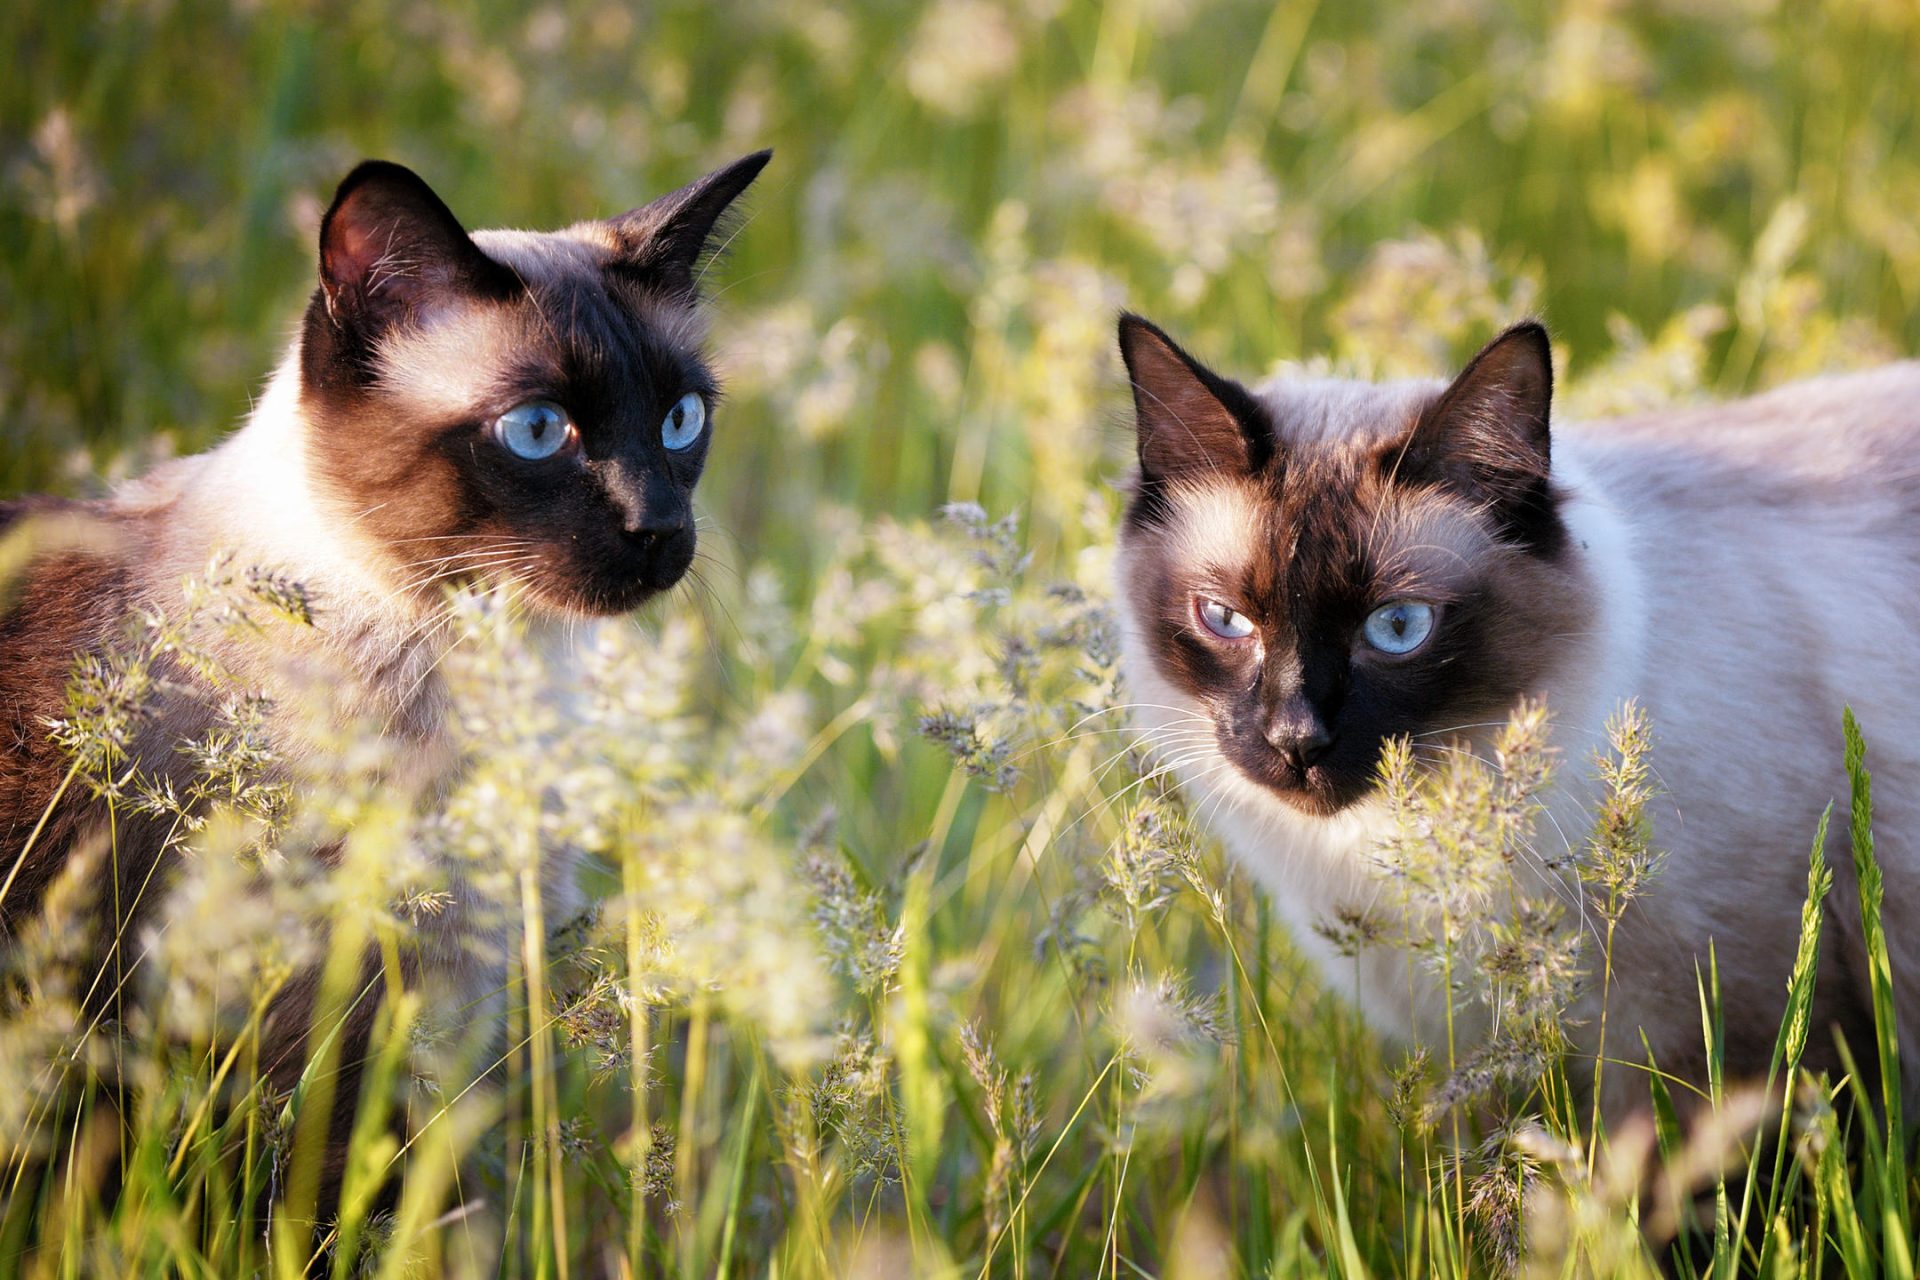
(7, 2), (1920, 1272)
(6, 0), (1917, 572)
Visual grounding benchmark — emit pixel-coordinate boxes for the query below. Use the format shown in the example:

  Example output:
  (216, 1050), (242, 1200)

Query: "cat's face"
(297, 153), (769, 615)
(1115, 316), (1589, 817)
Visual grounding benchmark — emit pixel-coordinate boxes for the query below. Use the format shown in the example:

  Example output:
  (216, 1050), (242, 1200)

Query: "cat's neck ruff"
(122, 351), (455, 728)
(1534, 440), (1646, 757)
(188, 352), (408, 611)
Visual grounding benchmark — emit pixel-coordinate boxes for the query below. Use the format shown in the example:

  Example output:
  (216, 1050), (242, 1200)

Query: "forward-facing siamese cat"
(0, 150), (769, 1204)
(1113, 313), (1920, 1117)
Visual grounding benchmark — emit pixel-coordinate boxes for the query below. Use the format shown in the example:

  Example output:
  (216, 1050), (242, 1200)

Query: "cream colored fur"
(114, 354), (455, 726)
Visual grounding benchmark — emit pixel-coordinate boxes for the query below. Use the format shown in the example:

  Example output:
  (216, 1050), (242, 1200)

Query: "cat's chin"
(514, 573), (684, 618)
(1261, 778), (1365, 819)
(1232, 759), (1374, 819)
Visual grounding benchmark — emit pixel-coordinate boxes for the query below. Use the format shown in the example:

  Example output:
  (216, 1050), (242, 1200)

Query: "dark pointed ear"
(317, 161), (516, 330)
(606, 149), (772, 297)
(1396, 321), (1560, 551)
(1117, 313), (1272, 481)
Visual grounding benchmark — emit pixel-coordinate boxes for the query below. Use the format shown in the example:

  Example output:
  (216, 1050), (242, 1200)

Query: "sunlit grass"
(5, 0), (1920, 1275)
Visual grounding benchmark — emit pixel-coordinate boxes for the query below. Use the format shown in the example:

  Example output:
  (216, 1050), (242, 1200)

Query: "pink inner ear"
(1124, 324), (1252, 476)
(323, 188), (450, 314)
(324, 208), (380, 287)
(1436, 325), (1552, 449)
(1144, 377), (1244, 454)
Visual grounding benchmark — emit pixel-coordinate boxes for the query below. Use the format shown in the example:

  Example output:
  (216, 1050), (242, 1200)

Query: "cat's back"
(1, 457), (199, 659)
(1556, 363), (1920, 1090)
(1559, 362), (1920, 904)
(0, 488), (162, 655)
(1562, 362), (1920, 703)
(1566, 361), (1920, 525)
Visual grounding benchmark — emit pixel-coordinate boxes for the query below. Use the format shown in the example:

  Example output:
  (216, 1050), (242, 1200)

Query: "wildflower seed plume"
(10, 6), (1916, 1263)
(1366, 701), (1593, 1115)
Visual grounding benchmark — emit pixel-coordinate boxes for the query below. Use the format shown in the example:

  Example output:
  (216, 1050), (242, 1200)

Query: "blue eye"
(662, 392), (706, 451)
(493, 400), (575, 460)
(1197, 598), (1255, 640)
(1362, 601), (1435, 655)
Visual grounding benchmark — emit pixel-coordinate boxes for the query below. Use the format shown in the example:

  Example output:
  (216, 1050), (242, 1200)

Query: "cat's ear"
(1117, 313), (1271, 480)
(606, 149), (773, 297)
(1396, 321), (1559, 549)
(318, 161), (516, 330)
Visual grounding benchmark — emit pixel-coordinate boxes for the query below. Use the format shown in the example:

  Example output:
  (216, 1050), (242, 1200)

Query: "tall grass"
(2, 510), (1914, 1277)
(5, 0), (1920, 1275)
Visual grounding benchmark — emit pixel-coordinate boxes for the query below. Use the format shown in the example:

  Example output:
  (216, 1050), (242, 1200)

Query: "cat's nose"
(623, 517), (694, 584)
(1264, 702), (1335, 770)
(621, 515), (684, 546)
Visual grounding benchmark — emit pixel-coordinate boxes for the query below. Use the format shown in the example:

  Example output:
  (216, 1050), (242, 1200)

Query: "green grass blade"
(1842, 708), (1908, 1248)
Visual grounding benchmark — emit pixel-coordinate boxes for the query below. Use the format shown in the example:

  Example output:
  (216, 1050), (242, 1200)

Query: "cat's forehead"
(370, 227), (706, 419)
(470, 226), (614, 274)
(1252, 375), (1444, 450)
(472, 225), (710, 351)
(1153, 462), (1492, 610)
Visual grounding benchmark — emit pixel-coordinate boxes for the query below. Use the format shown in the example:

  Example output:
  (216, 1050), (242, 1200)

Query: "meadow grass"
(4, 0), (1920, 1275)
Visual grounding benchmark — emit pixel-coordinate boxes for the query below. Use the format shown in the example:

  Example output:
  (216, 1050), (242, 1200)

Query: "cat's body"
(0, 360), (495, 1000)
(1113, 316), (1920, 1114)
(2, 364), (441, 917)
(0, 153), (769, 1214)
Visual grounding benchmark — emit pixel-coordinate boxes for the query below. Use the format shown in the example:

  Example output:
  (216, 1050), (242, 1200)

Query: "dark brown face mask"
(297, 151), (770, 616)
(1116, 315), (1581, 815)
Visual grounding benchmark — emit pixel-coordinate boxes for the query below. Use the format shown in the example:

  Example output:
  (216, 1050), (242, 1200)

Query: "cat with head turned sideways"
(0, 150), (769, 1202)
(1112, 313), (1920, 1119)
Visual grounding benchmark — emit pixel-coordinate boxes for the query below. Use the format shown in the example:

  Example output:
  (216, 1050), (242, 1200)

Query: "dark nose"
(1264, 700), (1335, 770)
(622, 514), (682, 550)
(623, 517), (694, 586)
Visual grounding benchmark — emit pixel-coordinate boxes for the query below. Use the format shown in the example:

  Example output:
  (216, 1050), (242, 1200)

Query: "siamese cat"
(0, 151), (769, 1203)
(1112, 313), (1920, 1117)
